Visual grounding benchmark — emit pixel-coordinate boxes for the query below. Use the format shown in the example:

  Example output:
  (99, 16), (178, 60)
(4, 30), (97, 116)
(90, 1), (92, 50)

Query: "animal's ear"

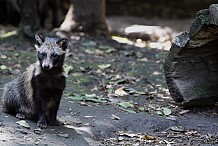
(35, 33), (44, 47)
(57, 38), (68, 51)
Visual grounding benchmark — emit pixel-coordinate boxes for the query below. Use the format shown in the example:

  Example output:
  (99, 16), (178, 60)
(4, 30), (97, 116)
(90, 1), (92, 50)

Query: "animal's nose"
(43, 64), (51, 70)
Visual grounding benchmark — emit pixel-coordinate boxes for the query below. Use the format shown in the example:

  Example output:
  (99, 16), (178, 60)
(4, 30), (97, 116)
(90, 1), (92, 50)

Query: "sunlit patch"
(125, 25), (164, 35)
(112, 36), (133, 45)
(112, 35), (172, 50)
(0, 30), (18, 39)
(152, 71), (161, 75)
(148, 41), (171, 50)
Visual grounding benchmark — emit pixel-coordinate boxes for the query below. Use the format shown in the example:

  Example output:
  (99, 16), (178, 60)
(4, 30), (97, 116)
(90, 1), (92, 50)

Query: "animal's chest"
(38, 75), (66, 90)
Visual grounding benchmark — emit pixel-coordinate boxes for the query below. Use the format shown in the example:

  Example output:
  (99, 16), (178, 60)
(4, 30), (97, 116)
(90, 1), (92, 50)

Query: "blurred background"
(0, 0), (217, 50)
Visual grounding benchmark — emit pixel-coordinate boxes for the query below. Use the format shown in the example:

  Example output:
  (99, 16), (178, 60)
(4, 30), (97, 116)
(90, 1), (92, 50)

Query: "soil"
(0, 17), (217, 146)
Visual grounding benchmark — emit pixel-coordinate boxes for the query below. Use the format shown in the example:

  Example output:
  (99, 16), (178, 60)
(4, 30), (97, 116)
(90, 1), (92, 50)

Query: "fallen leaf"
(98, 45), (115, 53)
(57, 133), (69, 138)
(142, 134), (156, 140)
(85, 97), (107, 103)
(97, 64), (111, 70)
(165, 116), (177, 121)
(138, 57), (148, 62)
(117, 136), (124, 141)
(0, 54), (7, 59)
(84, 48), (96, 54)
(67, 94), (108, 103)
(124, 87), (138, 94)
(156, 111), (163, 116)
(111, 114), (120, 120)
(84, 116), (96, 118)
(79, 102), (91, 107)
(179, 110), (189, 115)
(64, 65), (73, 74)
(138, 107), (145, 112)
(115, 87), (128, 96)
(68, 94), (84, 101)
(118, 101), (134, 108)
(16, 120), (30, 129)
(169, 126), (185, 132)
(118, 131), (138, 138)
(162, 107), (172, 116)
(0, 65), (7, 70)
(34, 128), (43, 135)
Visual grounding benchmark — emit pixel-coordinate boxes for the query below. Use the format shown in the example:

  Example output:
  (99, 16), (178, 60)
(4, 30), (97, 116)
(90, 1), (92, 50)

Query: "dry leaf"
(115, 86), (128, 96)
(111, 114), (120, 120)
(142, 134), (156, 140)
(16, 120), (30, 129)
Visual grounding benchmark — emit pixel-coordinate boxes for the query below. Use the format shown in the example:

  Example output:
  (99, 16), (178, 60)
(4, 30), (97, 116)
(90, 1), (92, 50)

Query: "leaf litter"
(1, 26), (217, 145)
(16, 120), (30, 129)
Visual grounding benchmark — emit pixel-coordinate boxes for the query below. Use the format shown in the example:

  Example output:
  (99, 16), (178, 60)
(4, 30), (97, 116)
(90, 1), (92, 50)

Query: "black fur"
(31, 67), (66, 128)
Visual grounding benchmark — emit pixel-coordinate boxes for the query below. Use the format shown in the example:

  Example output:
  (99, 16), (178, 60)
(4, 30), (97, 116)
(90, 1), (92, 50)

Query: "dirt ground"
(0, 17), (218, 146)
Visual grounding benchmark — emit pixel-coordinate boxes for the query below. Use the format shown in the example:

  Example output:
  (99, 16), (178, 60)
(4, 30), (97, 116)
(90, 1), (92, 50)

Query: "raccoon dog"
(1, 34), (68, 128)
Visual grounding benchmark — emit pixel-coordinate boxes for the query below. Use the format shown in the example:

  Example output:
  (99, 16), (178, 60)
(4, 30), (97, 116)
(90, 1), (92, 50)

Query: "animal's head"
(34, 34), (68, 70)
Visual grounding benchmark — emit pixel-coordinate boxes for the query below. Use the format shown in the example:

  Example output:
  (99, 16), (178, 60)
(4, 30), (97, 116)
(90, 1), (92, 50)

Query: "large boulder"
(164, 4), (218, 106)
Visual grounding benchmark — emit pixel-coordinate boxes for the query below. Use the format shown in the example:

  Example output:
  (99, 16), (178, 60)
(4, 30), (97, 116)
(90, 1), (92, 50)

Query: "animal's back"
(1, 63), (37, 119)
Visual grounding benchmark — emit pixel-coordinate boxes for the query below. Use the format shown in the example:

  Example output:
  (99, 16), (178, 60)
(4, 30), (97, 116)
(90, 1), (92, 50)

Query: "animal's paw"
(49, 120), (60, 126)
(37, 120), (47, 129)
(16, 113), (25, 119)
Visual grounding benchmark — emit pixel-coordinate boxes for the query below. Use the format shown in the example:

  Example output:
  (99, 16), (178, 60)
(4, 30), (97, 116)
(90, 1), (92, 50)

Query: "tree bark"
(18, 0), (40, 38)
(164, 4), (218, 106)
(60, 0), (108, 37)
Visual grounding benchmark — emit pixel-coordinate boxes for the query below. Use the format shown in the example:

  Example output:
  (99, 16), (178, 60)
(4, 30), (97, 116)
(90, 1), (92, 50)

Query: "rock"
(164, 4), (218, 106)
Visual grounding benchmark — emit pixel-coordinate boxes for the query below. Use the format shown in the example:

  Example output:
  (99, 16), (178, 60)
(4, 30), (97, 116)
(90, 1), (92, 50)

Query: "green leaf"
(67, 94), (85, 101)
(156, 111), (163, 116)
(162, 107), (172, 116)
(115, 87), (128, 96)
(85, 98), (107, 103)
(16, 120), (30, 129)
(97, 64), (111, 70)
(0, 65), (7, 70)
(124, 87), (138, 94)
(67, 94), (108, 103)
(84, 48), (96, 54)
(138, 107), (145, 112)
(118, 101), (134, 108)
(98, 45), (115, 53)
(64, 65), (73, 74)
(84, 94), (96, 98)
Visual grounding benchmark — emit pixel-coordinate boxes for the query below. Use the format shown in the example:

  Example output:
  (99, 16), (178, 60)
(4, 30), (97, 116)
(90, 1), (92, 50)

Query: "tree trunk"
(60, 0), (108, 37)
(18, 0), (40, 38)
(164, 4), (218, 107)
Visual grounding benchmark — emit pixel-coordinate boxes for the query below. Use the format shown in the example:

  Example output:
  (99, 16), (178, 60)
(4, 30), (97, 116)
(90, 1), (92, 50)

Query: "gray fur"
(1, 63), (36, 119)
(1, 34), (68, 125)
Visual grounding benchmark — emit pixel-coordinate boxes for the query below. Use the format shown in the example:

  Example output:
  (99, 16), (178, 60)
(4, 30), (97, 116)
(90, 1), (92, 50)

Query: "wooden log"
(164, 4), (218, 106)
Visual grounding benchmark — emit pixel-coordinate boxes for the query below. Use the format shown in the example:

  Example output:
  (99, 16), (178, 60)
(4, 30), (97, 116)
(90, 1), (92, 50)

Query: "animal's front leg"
(47, 91), (63, 126)
(34, 90), (47, 129)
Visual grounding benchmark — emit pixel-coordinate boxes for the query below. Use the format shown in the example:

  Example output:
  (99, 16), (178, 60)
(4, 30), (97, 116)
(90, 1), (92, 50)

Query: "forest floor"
(0, 17), (218, 146)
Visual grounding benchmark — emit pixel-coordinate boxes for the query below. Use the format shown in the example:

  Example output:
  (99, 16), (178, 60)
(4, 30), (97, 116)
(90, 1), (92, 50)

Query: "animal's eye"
(52, 53), (59, 59)
(39, 52), (47, 57)
(41, 52), (46, 57)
